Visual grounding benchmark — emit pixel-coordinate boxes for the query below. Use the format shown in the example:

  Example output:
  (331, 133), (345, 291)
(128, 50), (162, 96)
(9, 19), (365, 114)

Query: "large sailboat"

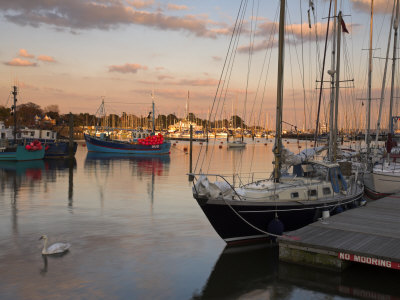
(190, 1), (364, 245)
(364, 0), (400, 199)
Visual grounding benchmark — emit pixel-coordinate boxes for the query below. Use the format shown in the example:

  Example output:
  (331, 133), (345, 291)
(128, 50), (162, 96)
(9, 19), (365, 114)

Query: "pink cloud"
(127, 0), (154, 9)
(108, 63), (148, 74)
(18, 49), (34, 58)
(0, 1), (225, 38)
(37, 55), (56, 62)
(212, 56), (222, 61)
(157, 75), (174, 80)
(4, 58), (37, 67)
(167, 4), (188, 11)
(351, 0), (392, 14)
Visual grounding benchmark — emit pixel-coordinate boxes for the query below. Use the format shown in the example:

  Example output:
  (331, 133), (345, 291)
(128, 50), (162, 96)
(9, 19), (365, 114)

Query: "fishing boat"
(0, 87), (45, 161)
(190, 1), (364, 245)
(84, 100), (171, 155)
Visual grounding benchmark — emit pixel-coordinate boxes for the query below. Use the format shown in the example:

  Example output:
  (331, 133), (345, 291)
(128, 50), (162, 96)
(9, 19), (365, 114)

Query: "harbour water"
(0, 140), (399, 299)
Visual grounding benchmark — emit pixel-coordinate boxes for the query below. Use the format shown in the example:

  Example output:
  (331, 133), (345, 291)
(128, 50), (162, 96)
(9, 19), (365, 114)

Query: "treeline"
(0, 102), (253, 130)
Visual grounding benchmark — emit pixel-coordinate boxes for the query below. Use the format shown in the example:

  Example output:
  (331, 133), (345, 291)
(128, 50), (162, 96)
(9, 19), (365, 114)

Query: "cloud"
(238, 21), (351, 53)
(18, 49), (34, 58)
(0, 0), (225, 38)
(127, 0), (154, 9)
(167, 4), (188, 11)
(157, 75), (174, 80)
(351, 0), (392, 14)
(4, 58), (37, 67)
(108, 63), (148, 73)
(171, 78), (219, 86)
(212, 56), (222, 61)
(37, 55), (56, 62)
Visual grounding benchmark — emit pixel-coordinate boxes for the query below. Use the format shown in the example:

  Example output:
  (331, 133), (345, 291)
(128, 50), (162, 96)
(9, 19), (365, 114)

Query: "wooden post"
(189, 124), (194, 181)
(69, 112), (74, 157)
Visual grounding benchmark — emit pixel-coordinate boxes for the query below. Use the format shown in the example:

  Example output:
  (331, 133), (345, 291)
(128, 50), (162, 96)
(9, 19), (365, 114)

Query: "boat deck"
(278, 193), (400, 271)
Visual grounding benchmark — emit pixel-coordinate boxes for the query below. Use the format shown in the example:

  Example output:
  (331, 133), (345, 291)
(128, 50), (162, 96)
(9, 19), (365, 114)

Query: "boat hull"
(44, 141), (78, 158)
(84, 134), (171, 155)
(0, 145), (45, 161)
(363, 171), (400, 200)
(194, 192), (364, 245)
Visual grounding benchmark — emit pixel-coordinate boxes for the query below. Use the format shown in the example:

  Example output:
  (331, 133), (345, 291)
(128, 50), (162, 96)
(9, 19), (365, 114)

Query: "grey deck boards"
(280, 194), (400, 261)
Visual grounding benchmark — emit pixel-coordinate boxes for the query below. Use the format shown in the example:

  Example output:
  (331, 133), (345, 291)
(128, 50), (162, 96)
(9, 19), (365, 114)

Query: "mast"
(333, 11), (342, 161)
(366, 0), (374, 159)
(375, 1), (396, 141)
(12, 86), (17, 145)
(390, 0), (399, 133)
(328, 0), (338, 161)
(152, 100), (155, 133)
(274, 0), (285, 183)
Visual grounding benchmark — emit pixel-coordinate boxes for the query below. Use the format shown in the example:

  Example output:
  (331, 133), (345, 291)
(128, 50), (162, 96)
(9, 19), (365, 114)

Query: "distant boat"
(84, 100), (171, 155)
(0, 87), (44, 161)
(227, 140), (246, 149)
(1, 122), (77, 158)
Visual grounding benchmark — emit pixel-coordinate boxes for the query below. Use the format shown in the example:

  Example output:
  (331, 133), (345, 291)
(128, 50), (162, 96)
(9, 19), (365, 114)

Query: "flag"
(341, 18), (349, 33)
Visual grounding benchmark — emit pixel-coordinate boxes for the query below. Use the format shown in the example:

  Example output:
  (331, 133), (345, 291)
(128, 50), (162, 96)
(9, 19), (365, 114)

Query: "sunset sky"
(0, 0), (397, 130)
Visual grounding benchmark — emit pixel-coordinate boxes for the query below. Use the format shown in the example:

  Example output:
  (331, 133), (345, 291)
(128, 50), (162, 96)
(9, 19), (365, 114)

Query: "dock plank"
(280, 194), (400, 266)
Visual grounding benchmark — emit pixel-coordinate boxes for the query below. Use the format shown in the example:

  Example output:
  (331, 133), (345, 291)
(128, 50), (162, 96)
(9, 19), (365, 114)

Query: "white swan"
(39, 235), (71, 255)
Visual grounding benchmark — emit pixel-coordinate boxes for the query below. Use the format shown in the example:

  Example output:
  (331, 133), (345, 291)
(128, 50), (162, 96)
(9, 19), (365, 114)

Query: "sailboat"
(190, 1), (364, 245)
(364, 0), (400, 199)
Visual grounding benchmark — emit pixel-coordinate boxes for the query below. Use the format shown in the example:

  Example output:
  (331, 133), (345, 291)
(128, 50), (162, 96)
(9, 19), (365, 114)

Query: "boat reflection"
(84, 152), (170, 176)
(192, 244), (280, 300)
(193, 244), (400, 300)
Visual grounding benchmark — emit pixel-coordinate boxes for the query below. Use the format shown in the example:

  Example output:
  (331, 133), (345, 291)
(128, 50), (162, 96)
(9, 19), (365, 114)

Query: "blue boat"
(0, 144), (45, 161)
(84, 133), (171, 155)
(0, 86), (45, 161)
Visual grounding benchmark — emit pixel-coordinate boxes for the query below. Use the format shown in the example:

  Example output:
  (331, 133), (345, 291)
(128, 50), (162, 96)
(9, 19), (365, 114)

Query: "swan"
(39, 235), (71, 255)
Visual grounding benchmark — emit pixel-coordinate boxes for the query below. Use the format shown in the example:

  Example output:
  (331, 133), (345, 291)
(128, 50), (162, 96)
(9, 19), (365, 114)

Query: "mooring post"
(69, 112), (74, 157)
(189, 124), (194, 181)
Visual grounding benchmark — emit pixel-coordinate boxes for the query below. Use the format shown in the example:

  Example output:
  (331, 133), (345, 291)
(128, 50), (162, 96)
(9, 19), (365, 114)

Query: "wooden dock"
(278, 194), (400, 271)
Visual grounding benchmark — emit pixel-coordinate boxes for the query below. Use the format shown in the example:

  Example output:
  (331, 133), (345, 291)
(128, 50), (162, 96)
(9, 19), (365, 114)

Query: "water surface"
(0, 139), (399, 299)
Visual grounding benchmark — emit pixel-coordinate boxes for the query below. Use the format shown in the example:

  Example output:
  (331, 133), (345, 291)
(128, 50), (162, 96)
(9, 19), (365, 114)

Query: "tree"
(17, 102), (43, 126)
(44, 105), (60, 120)
(166, 114), (178, 126)
(0, 105), (11, 122)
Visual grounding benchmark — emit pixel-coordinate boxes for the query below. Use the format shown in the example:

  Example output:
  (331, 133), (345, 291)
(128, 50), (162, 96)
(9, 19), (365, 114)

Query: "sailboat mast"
(333, 11), (343, 161)
(366, 0), (374, 157)
(389, 0), (399, 133)
(328, 0), (338, 161)
(375, 1), (395, 142)
(274, 0), (285, 183)
(12, 86), (17, 145)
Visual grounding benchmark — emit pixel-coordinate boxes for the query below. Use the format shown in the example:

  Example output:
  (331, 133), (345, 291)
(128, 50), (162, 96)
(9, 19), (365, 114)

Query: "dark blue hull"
(44, 141), (78, 158)
(195, 192), (364, 245)
(84, 134), (171, 155)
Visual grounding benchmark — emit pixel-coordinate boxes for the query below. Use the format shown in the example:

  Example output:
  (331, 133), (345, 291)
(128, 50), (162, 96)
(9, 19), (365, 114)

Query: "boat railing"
(190, 171), (273, 189)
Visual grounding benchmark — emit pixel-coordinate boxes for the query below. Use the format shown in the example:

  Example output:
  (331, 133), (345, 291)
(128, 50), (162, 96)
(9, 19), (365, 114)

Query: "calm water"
(0, 139), (399, 300)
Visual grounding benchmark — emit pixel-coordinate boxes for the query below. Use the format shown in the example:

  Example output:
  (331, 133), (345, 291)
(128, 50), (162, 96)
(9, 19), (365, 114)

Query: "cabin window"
(52, 132), (55, 138)
(1, 133), (4, 138)
(308, 190), (317, 197)
(291, 192), (299, 199)
(31, 131), (34, 137)
(323, 187), (331, 195)
(47, 132), (50, 137)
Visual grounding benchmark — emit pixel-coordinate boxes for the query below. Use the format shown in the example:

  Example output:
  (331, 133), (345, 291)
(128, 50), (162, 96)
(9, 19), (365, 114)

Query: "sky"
(0, 0), (398, 130)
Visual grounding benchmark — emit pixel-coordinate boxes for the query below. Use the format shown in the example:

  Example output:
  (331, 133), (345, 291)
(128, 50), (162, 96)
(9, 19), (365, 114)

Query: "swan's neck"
(42, 238), (48, 254)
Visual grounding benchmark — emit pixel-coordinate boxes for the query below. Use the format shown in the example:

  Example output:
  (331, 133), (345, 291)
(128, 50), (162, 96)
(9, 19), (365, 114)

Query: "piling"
(188, 124), (194, 181)
(69, 112), (74, 157)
